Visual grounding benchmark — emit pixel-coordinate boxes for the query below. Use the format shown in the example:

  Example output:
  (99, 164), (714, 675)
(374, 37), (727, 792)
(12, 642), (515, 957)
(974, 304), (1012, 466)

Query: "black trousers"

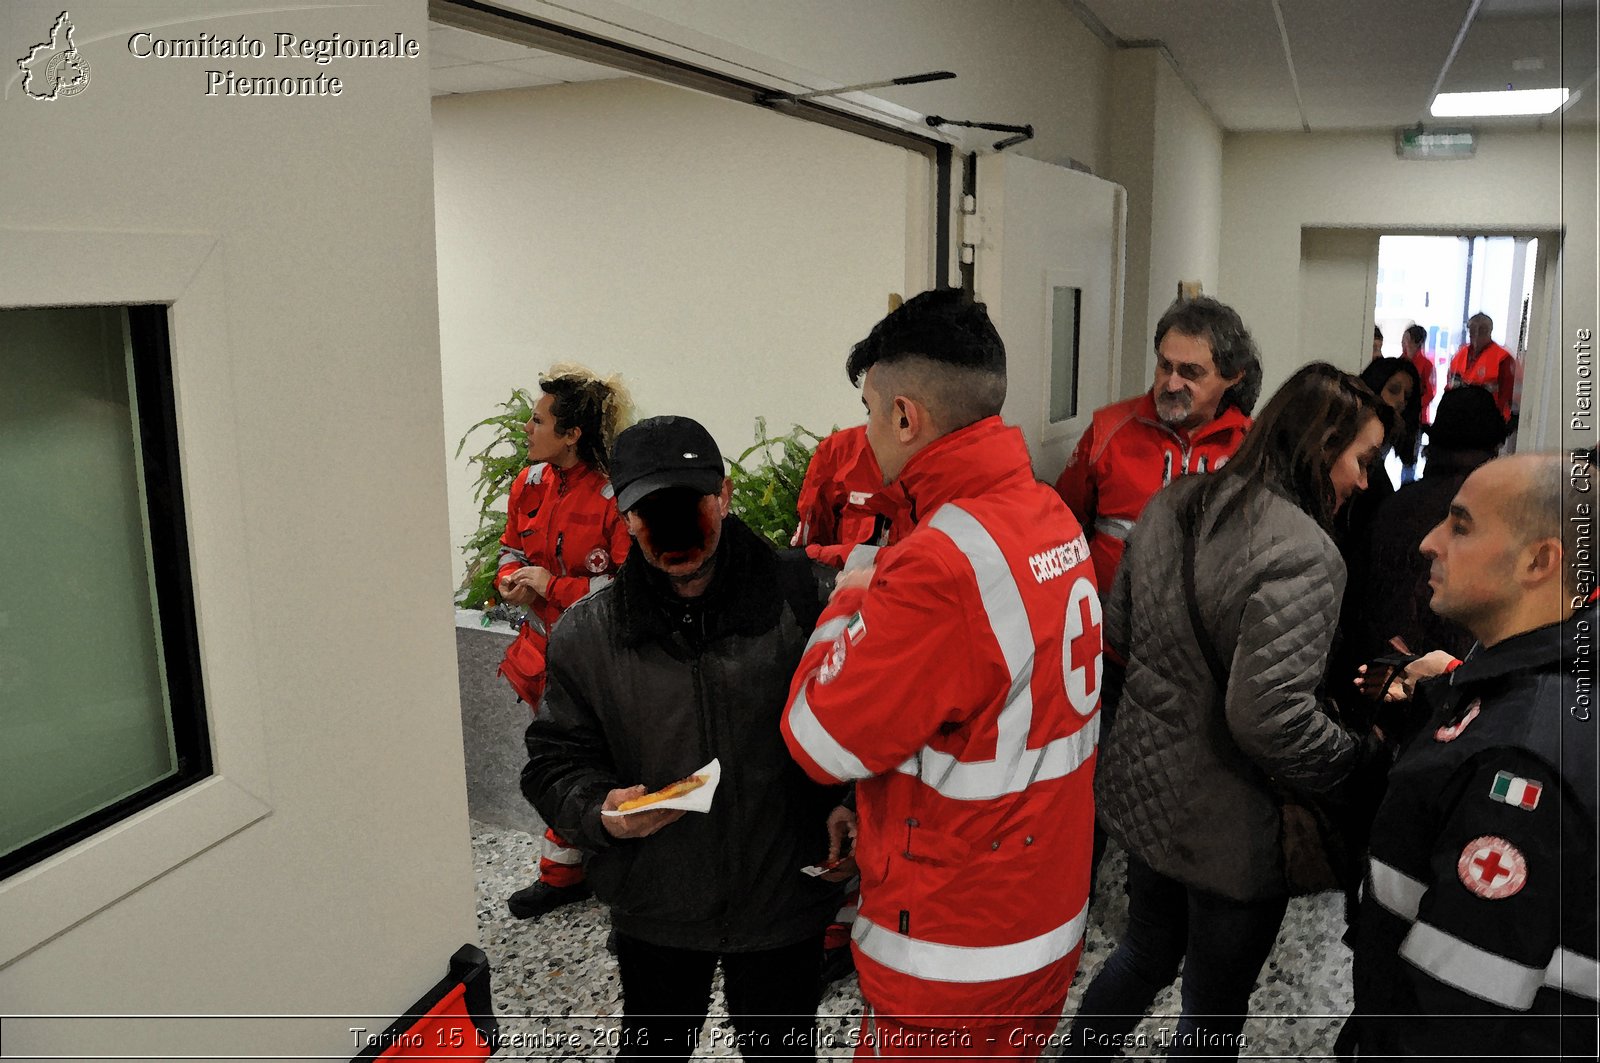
(615, 931), (823, 1062)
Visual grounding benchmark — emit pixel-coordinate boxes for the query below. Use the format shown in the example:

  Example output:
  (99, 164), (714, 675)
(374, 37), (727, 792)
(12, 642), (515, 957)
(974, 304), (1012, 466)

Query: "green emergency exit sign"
(1396, 128), (1476, 159)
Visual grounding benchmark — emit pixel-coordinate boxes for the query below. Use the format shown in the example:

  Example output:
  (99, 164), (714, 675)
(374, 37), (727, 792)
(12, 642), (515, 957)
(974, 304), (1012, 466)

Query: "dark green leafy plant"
(454, 388), (535, 610)
(726, 418), (827, 548)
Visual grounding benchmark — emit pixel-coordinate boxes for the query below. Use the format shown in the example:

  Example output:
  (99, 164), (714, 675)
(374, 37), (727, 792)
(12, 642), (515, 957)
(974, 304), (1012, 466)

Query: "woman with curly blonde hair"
(497, 363), (633, 920)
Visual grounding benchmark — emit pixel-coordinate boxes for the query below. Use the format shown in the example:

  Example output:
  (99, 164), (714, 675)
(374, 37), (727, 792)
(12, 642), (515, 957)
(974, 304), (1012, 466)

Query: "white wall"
(1298, 228), (1380, 372)
(1102, 48), (1223, 397)
(1102, 50), (1157, 393)
(1147, 57), (1223, 348)
(0, 1), (474, 1056)
(494, 0), (1113, 172)
(434, 77), (911, 585)
(1220, 128), (1597, 448)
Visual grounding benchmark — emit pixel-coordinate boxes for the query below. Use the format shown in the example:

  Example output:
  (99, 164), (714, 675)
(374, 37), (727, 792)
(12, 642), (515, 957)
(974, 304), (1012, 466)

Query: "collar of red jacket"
(1132, 390), (1252, 443)
(548, 458), (603, 490)
(891, 415), (1034, 521)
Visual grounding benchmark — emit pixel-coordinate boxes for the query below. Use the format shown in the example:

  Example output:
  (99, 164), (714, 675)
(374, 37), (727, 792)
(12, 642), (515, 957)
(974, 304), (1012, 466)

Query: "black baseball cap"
(610, 415), (726, 512)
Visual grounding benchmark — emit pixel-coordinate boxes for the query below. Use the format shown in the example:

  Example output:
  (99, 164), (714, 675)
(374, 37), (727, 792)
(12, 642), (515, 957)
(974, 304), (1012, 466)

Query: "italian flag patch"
(1489, 771), (1542, 811)
(846, 611), (868, 644)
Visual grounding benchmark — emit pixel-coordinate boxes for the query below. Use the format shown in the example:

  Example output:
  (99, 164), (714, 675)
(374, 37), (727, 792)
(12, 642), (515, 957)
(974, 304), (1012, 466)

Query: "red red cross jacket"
(1447, 341), (1518, 421)
(495, 460), (630, 704)
(782, 417), (1102, 1021)
(1408, 348), (1438, 425)
(793, 425), (905, 568)
(1053, 392), (1251, 594)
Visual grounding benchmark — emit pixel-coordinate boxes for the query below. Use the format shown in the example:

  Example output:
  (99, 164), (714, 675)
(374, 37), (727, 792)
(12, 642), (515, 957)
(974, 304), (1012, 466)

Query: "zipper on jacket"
(693, 658), (733, 920)
(554, 532), (566, 576)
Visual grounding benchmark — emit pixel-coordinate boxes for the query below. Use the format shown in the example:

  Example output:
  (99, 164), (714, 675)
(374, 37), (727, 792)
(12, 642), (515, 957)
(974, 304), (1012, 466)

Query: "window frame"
(0, 231), (272, 970)
(1, 305), (214, 882)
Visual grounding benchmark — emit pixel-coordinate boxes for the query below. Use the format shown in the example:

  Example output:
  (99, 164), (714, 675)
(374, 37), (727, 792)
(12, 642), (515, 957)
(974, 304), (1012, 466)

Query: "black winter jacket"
(521, 516), (844, 950)
(1351, 604), (1598, 1060)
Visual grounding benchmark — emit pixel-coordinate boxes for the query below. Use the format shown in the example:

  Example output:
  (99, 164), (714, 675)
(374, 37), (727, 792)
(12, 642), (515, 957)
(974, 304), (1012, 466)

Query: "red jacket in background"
(495, 460), (630, 703)
(1446, 341), (1517, 421)
(793, 425), (904, 568)
(1053, 392), (1251, 594)
(1408, 349), (1437, 425)
(782, 417), (1101, 1021)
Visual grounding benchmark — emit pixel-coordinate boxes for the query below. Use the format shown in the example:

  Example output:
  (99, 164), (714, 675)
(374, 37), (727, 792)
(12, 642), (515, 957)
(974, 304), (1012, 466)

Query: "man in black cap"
(521, 415), (845, 1061)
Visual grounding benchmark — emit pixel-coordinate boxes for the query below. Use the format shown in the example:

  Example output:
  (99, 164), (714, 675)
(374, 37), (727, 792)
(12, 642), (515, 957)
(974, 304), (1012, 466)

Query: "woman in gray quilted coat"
(1062, 363), (1388, 1061)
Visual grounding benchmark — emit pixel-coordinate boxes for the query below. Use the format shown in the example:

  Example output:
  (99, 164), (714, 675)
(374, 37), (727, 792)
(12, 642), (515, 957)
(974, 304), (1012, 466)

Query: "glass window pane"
(1049, 286), (1082, 423)
(0, 306), (183, 862)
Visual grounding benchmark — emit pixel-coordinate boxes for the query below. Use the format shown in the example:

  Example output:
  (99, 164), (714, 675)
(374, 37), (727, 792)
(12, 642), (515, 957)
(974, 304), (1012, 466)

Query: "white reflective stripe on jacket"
(853, 898), (1088, 984)
(1368, 856), (1600, 1007)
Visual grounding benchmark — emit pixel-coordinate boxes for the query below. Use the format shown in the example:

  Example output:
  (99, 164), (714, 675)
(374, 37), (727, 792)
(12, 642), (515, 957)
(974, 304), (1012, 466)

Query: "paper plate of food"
(601, 758), (721, 816)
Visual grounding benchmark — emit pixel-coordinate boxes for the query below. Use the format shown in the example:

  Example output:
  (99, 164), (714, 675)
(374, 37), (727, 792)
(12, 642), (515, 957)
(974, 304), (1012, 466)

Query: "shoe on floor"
(507, 880), (592, 920)
(820, 944), (856, 987)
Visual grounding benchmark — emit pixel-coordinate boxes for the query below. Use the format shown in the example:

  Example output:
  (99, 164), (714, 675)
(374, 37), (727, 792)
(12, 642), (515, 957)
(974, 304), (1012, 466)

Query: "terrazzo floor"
(470, 820), (1354, 1061)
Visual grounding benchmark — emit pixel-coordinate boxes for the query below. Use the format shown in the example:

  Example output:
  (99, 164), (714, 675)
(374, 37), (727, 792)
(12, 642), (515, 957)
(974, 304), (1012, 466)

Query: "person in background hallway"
(1329, 360), (1410, 739)
(523, 415), (844, 1061)
(1446, 313), (1517, 423)
(1400, 325), (1436, 427)
(1053, 295), (1262, 885)
(1345, 453), (1596, 1061)
(782, 289), (1100, 1057)
(1372, 326), (1385, 359)
(1398, 325), (1435, 484)
(1347, 385), (1508, 681)
(1348, 357), (1422, 529)
(498, 366), (633, 920)
(1065, 364), (1387, 1062)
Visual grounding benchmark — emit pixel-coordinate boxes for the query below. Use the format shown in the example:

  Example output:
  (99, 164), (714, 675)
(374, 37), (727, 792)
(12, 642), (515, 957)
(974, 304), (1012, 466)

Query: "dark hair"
(1427, 385), (1507, 456)
(1404, 324), (1428, 346)
(1374, 326), (1384, 342)
(539, 367), (630, 475)
(1153, 296), (1263, 415)
(845, 288), (1007, 430)
(1220, 362), (1385, 530)
(1359, 356), (1423, 459)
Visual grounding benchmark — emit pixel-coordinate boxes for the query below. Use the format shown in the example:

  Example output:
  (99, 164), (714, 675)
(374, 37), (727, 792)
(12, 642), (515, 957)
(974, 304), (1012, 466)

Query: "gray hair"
(1153, 296), (1263, 415)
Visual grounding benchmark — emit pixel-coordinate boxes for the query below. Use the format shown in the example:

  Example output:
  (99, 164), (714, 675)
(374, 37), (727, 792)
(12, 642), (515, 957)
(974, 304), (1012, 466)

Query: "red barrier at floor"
(353, 944), (498, 1060)
(376, 984), (486, 1060)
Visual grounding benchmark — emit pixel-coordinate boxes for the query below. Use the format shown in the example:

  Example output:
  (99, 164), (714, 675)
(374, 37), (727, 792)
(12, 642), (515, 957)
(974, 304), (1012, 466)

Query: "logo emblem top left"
(18, 12), (91, 101)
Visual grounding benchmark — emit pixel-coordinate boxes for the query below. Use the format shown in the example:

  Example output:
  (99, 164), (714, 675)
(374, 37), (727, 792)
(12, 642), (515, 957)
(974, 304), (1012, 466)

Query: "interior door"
(970, 153), (1126, 479)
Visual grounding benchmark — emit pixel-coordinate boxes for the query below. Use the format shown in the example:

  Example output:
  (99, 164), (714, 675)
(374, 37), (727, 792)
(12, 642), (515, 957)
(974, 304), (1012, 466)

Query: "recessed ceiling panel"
(1078, 0), (1580, 131)
(1282, 0), (1473, 129)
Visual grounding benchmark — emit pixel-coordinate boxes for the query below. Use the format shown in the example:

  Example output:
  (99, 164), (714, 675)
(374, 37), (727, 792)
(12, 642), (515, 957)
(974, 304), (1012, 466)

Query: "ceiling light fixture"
(1430, 87), (1570, 117)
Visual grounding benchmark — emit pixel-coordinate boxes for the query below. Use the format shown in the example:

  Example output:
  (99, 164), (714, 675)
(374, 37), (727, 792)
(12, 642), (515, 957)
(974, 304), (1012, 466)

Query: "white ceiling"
(1078, 0), (1597, 132)
(428, 23), (622, 97)
(428, 5), (1596, 130)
